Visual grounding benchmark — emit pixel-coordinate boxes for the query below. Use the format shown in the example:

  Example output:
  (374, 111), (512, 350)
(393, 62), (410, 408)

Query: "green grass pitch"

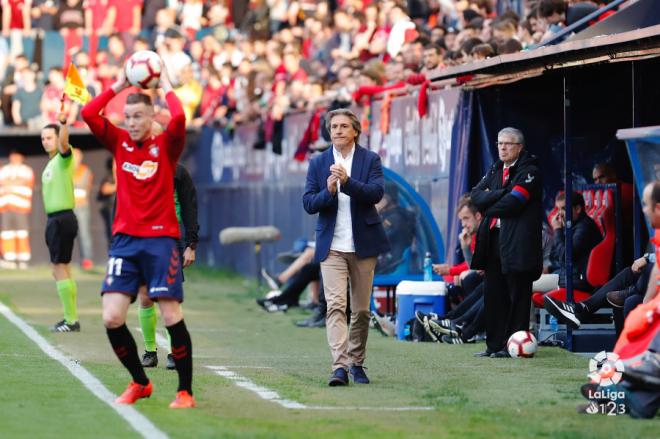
(0, 267), (657, 438)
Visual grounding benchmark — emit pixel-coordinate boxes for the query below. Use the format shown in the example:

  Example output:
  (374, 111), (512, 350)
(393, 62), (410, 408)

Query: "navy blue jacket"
(303, 145), (390, 262)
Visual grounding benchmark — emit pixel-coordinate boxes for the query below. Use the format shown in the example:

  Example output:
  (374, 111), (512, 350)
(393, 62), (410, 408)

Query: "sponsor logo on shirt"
(121, 141), (134, 152)
(122, 161), (158, 180)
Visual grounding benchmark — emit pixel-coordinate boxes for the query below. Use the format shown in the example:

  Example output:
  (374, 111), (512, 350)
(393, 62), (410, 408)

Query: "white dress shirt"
(330, 144), (355, 252)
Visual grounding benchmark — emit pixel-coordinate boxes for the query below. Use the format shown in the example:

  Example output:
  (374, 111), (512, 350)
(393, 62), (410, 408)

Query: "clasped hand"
(327, 164), (348, 194)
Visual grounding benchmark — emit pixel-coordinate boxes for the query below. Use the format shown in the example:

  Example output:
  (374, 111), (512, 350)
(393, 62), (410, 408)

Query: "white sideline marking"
(205, 366), (434, 412)
(149, 327), (434, 412)
(0, 302), (168, 439)
(205, 366), (306, 409)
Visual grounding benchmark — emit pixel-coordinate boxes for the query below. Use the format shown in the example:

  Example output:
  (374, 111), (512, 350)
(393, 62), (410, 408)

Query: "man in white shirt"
(303, 109), (390, 386)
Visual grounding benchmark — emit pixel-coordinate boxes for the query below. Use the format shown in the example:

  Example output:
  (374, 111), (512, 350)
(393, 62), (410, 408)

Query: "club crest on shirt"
(149, 145), (159, 158)
(43, 169), (52, 181)
(122, 161), (158, 180)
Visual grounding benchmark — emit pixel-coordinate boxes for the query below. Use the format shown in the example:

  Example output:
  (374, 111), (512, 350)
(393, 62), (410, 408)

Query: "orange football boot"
(169, 390), (196, 408)
(115, 381), (153, 404)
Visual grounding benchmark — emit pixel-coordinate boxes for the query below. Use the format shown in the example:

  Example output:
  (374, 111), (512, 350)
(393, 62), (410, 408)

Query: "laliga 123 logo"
(588, 351), (624, 386)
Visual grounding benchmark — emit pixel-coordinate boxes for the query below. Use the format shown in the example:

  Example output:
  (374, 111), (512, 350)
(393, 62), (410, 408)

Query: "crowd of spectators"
(0, 0), (621, 135)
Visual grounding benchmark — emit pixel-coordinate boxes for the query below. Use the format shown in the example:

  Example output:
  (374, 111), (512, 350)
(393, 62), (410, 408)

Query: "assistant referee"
(41, 109), (80, 333)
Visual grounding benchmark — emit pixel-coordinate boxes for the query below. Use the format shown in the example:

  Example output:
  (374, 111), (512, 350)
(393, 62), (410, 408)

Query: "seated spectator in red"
(550, 191), (603, 291)
(56, 0), (85, 69)
(433, 195), (483, 279)
(107, 0), (142, 50)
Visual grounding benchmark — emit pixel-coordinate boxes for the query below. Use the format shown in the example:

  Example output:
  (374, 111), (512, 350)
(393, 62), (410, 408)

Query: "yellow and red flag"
(63, 63), (91, 105)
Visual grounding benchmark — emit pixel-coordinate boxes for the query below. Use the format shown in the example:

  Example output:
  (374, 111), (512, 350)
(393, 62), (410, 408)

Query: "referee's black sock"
(167, 319), (193, 394)
(106, 324), (149, 386)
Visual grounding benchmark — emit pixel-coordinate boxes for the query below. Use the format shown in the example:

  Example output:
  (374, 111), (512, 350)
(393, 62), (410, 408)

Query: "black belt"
(47, 209), (74, 218)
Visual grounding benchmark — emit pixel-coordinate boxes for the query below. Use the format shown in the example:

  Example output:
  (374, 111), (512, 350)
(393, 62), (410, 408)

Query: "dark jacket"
(551, 212), (602, 291)
(174, 164), (199, 250)
(303, 144), (390, 262)
(470, 150), (543, 277)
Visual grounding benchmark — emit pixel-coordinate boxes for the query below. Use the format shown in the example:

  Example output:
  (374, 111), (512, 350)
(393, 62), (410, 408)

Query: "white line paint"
(306, 406), (435, 411)
(205, 366), (306, 409)
(148, 328), (434, 412)
(205, 366), (434, 412)
(0, 302), (168, 439)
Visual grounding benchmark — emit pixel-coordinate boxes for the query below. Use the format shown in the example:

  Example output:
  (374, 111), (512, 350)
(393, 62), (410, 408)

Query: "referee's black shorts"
(45, 210), (78, 264)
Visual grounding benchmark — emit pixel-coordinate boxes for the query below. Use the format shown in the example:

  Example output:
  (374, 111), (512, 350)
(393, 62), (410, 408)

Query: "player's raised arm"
(57, 102), (71, 156)
(159, 61), (186, 159)
(80, 66), (129, 151)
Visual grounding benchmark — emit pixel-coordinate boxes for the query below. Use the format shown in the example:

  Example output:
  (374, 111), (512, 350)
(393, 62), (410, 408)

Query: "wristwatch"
(645, 253), (656, 264)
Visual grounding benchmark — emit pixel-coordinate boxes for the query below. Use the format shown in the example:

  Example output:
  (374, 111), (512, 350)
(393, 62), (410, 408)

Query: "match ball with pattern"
(125, 51), (162, 89)
(507, 331), (538, 358)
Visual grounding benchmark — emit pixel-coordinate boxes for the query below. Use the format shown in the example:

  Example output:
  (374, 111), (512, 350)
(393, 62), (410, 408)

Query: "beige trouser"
(321, 250), (377, 371)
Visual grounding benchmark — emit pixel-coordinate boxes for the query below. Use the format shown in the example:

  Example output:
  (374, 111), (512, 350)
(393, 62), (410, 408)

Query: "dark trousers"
(272, 262), (320, 306)
(484, 229), (535, 353)
(449, 282), (484, 322)
(461, 298), (485, 340)
(446, 281), (483, 320)
(581, 264), (650, 335)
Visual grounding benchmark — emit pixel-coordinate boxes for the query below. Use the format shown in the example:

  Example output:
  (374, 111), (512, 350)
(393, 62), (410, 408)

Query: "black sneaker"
(141, 351), (158, 368)
(422, 318), (444, 342)
(428, 318), (459, 337)
(490, 350), (511, 358)
(50, 320), (80, 333)
(474, 351), (492, 357)
(328, 368), (349, 386)
(296, 308), (326, 328)
(349, 365), (370, 384)
(260, 268), (282, 290)
(606, 287), (635, 308)
(441, 334), (476, 344)
(414, 310), (439, 326)
(544, 296), (583, 329)
(257, 299), (287, 313)
(166, 353), (176, 370)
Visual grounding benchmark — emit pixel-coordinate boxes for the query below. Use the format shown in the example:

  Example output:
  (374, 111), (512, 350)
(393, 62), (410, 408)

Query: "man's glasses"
(496, 141), (522, 147)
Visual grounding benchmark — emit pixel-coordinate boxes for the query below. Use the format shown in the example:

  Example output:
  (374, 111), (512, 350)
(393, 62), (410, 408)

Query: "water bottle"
(423, 252), (433, 282)
(550, 315), (558, 332)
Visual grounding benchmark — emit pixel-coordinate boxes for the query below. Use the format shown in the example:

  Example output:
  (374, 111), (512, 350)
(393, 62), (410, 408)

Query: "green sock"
(139, 305), (158, 352)
(68, 279), (78, 320)
(56, 279), (78, 324)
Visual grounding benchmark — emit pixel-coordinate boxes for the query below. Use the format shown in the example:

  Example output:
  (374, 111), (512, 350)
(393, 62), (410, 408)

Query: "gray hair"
(498, 127), (525, 146)
(326, 109), (362, 140)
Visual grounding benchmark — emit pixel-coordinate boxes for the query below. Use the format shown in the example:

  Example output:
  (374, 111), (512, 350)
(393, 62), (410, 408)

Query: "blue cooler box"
(396, 281), (446, 340)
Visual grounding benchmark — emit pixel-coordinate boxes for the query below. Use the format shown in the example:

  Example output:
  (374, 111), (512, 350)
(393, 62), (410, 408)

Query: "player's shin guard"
(107, 324), (149, 385)
(167, 319), (193, 394)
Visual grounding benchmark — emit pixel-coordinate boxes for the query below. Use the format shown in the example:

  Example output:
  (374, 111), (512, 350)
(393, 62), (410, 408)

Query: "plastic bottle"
(423, 252), (433, 282)
(550, 315), (558, 332)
